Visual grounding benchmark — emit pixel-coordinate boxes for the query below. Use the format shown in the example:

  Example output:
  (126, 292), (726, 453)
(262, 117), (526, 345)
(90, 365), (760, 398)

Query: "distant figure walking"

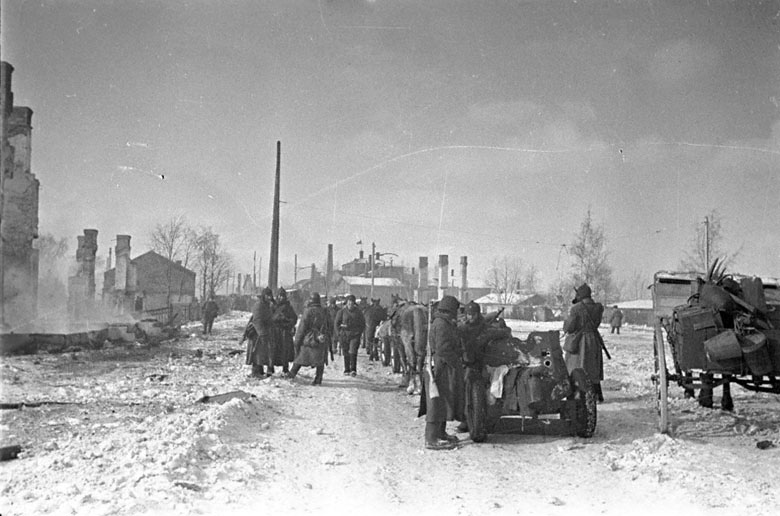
(289, 292), (332, 386)
(202, 295), (219, 335)
(610, 305), (623, 334)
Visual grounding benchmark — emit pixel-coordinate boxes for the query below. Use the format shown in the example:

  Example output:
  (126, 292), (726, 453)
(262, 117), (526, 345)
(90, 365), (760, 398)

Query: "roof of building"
(654, 270), (780, 286)
(341, 276), (405, 287)
(613, 299), (654, 310)
(105, 250), (196, 277)
(473, 292), (532, 305)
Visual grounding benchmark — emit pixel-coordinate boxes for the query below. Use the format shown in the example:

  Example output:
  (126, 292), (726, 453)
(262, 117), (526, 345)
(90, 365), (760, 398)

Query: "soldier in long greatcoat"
(246, 287), (274, 378)
(271, 288), (298, 376)
(289, 292), (332, 385)
(563, 283), (605, 401)
(334, 295), (365, 376)
(422, 295), (465, 450)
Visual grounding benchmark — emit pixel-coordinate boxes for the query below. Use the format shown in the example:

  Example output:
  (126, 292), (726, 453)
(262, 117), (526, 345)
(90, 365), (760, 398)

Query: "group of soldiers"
(238, 289), (395, 384)
(420, 284), (608, 450)
(228, 283), (608, 450)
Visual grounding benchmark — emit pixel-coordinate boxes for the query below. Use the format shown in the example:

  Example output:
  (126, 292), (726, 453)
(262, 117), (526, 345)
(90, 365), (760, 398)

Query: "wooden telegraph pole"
(268, 141), (281, 291)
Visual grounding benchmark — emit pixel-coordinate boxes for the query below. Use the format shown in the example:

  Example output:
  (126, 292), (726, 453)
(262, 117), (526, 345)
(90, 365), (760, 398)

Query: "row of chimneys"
(418, 255), (468, 292)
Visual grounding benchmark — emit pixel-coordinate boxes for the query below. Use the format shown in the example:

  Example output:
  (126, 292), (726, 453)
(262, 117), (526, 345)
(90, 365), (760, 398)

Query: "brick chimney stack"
(438, 254), (449, 299)
(418, 257), (428, 289)
(83, 229), (98, 300)
(115, 235), (131, 291)
(460, 256), (468, 302)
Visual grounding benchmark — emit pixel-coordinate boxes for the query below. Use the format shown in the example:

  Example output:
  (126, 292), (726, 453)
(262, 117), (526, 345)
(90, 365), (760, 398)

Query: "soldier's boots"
(425, 422), (457, 450)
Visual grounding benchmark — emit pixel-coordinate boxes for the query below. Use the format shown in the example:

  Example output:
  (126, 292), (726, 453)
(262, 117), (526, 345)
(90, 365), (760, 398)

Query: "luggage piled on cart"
(671, 264), (779, 376)
(652, 260), (780, 434)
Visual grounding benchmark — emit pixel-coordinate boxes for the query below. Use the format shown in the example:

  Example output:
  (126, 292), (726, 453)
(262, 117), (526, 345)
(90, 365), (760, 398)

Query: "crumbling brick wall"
(1, 63), (39, 330)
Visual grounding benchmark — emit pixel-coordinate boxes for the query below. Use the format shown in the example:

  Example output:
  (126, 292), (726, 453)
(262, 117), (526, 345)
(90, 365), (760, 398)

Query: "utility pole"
(268, 140), (281, 291)
(253, 251), (257, 294)
(294, 253), (298, 284)
(704, 216), (710, 272)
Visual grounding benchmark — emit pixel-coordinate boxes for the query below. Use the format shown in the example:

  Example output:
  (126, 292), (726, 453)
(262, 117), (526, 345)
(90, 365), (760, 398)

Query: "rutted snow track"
(2, 313), (780, 516)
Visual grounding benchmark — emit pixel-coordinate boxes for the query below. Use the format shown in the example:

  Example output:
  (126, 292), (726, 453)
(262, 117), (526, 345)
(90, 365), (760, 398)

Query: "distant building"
(473, 292), (553, 320)
(331, 276), (410, 306)
(1, 62), (40, 331)
(103, 240), (196, 321)
(609, 299), (654, 326)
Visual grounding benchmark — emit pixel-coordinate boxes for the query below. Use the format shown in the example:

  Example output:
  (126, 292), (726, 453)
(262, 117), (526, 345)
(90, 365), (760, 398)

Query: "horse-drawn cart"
(465, 329), (597, 442)
(651, 270), (780, 434)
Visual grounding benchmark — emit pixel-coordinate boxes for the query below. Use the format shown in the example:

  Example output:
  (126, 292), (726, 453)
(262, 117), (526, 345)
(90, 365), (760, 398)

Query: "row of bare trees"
(485, 208), (739, 306)
(148, 215), (233, 301)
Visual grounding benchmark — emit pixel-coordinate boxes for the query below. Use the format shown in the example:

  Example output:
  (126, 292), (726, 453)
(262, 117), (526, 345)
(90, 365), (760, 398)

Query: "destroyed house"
(104, 250), (196, 314)
(1, 62), (40, 331)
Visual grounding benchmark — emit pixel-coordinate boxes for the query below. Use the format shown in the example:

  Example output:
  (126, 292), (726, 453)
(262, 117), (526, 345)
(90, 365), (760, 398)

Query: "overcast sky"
(2, 0), (779, 292)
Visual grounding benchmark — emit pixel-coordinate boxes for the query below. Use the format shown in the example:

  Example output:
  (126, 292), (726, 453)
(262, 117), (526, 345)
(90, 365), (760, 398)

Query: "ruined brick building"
(102, 235), (196, 318)
(1, 62), (40, 331)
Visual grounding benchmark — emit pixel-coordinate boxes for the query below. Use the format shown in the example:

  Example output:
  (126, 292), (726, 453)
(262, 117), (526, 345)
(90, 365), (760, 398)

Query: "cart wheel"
(570, 369), (597, 438)
(466, 375), (488, 443)
(381, 338), (392, 367)
(653, 321), (670, 434)
(391, 345), (402, 374)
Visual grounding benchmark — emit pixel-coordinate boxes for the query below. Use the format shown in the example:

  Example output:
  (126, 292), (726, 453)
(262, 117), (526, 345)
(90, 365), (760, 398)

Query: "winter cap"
(262, 287), (273, 297)
(575, 283), (592, 301)
(277, 287), (287, 298)
(465, 301), (481, 315)
(438, 295), (460, 314)
(310, 292), (321, 306)
(346, 294), (356, 303)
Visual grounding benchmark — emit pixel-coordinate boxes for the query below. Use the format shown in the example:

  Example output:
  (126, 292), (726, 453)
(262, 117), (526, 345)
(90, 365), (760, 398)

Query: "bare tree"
(194, 228), (233, 299)
(148, 215), (198, 311)
(679, 209), (742, 272)
(485, 256), (525, 304)
(629, 269), (648, 300)
(148, 215), (197, 268)
(568, 208), (613, 303)
(523, 264), (540, 293)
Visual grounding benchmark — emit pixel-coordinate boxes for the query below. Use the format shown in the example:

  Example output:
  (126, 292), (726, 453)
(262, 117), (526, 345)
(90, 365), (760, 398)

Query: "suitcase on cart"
(673, 305), (723, 370)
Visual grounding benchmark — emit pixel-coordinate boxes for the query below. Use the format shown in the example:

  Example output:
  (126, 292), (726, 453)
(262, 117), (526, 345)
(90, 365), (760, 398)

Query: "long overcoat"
(563, 298), (605, 382)
(609, 308), (623, 328)
(271, 300), (298, 365)
(423, 310), (465, 423)
(246, 298), (273, 366)
(293, 304), (332, 368)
